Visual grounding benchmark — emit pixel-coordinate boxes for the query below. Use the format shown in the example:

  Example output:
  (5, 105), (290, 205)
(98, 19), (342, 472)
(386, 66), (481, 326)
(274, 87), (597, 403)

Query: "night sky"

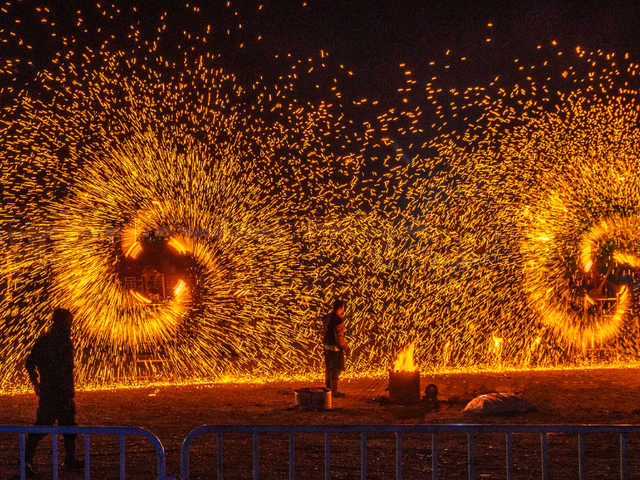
(3, 0), (640, 212)
(3, 0), (640, 104)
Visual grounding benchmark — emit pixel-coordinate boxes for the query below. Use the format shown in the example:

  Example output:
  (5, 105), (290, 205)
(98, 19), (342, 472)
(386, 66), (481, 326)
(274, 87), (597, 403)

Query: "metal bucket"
(294, 387), (332, 410)
(389, 370), (421, 405)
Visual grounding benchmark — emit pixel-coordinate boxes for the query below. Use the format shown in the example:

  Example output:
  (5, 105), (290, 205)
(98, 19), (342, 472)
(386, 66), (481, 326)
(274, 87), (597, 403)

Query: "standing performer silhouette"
(24, 308), (83, 476)
(322, 299), (351, 397)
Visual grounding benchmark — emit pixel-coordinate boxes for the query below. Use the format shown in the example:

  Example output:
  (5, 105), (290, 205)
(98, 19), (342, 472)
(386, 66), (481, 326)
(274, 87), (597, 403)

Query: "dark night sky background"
(2, 0), (639, 203)
(257, 0), (640, 87)
(3, 0), (640, 102)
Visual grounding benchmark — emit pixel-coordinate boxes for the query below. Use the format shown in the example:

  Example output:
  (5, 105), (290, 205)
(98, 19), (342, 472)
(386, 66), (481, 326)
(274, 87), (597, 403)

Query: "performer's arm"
(335, 322), (351, 356)
(25, 343), (40, 396)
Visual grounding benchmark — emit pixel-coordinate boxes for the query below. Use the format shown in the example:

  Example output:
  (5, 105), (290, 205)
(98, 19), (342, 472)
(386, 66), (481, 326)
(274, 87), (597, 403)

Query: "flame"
(125, 242), (143, 259)
(393, 342), (416, 372)
(492, 335), (503, 349)
(174, 279), (186, 296)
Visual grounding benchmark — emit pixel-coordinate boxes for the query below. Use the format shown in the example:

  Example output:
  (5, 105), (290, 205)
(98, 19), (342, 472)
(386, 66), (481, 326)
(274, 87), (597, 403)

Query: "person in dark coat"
(24, 308), (83, 476)
(322, 299), (351, 397)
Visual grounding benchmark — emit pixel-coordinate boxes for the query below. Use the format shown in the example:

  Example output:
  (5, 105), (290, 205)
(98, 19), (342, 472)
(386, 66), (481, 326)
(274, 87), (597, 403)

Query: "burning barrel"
(389, 343), (421, 405)
(389, 371), (421, 404)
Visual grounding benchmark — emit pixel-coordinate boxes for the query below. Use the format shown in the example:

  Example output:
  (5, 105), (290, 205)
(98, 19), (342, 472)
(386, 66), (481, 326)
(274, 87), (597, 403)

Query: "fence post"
(85, 434), (90, 480)
(396, 432), (402, 480)
(253, 433), (259, 480)
(467, 433), (474, 480)
(506, 432), (513, 480)
(541, 432), (548, 480)
(289, 432), (295, 480)
(324, 432), (331, 480)
(578, 433), (586, 480)
(361, 432), (367, 480)
(621, 433), (628, 480)
(53, 433), (58, 480)
(217, 432), (223, 480)
(432, 432), (438, 480)
(20, 433), (25, 480)
(120, 433), (126, 480)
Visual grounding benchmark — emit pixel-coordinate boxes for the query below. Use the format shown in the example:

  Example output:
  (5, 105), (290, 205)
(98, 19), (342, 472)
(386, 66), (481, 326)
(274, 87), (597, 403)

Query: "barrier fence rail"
(0, 425), (172, 480)
(180, 424), (640, 480)
(3, 424), (639, 479)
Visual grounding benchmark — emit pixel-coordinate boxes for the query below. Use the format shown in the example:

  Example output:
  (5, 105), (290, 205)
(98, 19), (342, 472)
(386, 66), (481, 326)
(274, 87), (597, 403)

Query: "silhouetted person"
(24, 308), (83, 476)
(322, 299), (351, 397)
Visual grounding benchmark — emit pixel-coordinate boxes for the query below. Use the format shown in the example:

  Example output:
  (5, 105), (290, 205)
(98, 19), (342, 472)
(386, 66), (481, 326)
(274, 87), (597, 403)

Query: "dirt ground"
(2, 367), (640, 479)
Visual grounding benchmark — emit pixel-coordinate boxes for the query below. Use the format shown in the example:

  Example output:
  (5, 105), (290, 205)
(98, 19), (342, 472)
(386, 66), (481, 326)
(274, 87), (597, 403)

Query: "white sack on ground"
(463, 393), (536, 415)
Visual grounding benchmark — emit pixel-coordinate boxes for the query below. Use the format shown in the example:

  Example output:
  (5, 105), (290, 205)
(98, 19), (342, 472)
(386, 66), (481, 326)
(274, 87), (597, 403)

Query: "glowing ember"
(3, 1), (640, 391)
(393, 343), (417, 373)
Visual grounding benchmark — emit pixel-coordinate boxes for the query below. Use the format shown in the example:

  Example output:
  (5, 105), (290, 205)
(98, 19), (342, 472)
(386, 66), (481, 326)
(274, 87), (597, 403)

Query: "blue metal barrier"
(180, 424), (640, 480)
(5, 423), (639, 479)
(0, 425), (173, 480)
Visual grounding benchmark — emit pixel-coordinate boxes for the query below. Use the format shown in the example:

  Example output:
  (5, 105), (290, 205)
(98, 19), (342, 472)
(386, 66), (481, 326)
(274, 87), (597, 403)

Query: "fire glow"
(5, 0), (640, 390)
(393, 343), (417, 373)
(389, 342), (421, 405)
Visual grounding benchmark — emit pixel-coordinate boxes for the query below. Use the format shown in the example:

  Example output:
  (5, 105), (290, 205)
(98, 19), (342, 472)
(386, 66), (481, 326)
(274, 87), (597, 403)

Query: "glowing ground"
(2, 368), (640, 479)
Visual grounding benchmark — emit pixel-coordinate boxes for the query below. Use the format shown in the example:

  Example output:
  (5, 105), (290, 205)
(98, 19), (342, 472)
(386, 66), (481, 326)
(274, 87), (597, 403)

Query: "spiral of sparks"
(437, 90), (640, 356)
(0, 40), (367, 385)
(4, 4), (640, 390)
